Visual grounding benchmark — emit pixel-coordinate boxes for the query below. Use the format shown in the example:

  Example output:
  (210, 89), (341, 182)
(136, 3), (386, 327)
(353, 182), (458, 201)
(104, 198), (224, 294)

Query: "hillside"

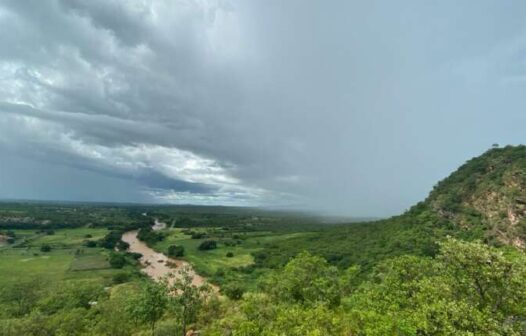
(257, 146), (526, 273)
(426, 145), (526, 248)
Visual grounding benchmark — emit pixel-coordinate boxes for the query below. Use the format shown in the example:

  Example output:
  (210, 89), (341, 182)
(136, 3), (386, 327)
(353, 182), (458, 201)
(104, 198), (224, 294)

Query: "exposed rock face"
(425, 146), (526, 249)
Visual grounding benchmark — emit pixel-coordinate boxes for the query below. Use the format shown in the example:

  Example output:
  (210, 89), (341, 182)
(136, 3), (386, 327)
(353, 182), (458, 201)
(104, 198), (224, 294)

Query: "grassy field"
(0, 227), (127, 288)
(151, 227), (312, 287)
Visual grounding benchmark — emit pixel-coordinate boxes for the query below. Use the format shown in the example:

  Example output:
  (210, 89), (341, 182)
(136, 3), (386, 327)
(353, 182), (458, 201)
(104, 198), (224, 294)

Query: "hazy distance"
(0, 0), (525, 216)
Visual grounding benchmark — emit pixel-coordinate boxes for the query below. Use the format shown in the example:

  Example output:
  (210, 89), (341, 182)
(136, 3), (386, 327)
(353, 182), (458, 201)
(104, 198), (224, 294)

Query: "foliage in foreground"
(0, 238), (524, 335)
(206, 238), (526, 336)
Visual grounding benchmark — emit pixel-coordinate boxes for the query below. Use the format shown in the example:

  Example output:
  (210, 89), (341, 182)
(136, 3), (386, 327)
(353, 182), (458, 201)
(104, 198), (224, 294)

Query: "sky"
(0, 1), (525, 217)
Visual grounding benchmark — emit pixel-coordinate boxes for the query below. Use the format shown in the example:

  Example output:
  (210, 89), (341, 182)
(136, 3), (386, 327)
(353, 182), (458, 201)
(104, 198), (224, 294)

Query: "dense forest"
(0, 146), (525, 335)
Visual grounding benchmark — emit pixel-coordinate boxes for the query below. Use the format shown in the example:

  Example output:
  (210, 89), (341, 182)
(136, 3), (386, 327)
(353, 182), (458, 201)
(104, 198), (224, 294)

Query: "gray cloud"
(1, 0), (526, 215)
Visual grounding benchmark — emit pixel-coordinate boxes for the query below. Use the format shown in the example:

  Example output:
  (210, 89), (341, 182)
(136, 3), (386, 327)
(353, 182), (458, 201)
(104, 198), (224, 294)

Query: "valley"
(0, 146), (525, 335)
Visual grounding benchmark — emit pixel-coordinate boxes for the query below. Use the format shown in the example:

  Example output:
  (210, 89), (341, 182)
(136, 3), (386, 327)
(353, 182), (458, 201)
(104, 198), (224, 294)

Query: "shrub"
(127, 252), (143, 260)
(223, 282), (245, 300)
(167, 245), (185, 257)
(116, 240), (130, 251)
(98, 231), (122, 249)
(84, 240), (97, 248)
(191, 232), (206, 239)
(198, 240), (217, 251)
(112, 272), (131, 284)
(40, 244), (52, 252)
(226, 252), (234, 258)
(137, 228), (165, 245)
(109, 252), (126, 269)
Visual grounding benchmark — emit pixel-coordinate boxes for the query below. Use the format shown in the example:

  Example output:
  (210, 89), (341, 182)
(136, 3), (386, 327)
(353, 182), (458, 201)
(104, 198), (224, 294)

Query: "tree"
(112, 272), (131, 285)
(98, 231), (123, 249)
(116, 240), (130, 251)
(198, 240), (217, 251)
(167, 245), (185, 257)
(126, 280), (168, 335)
(84, 240), (97, 248)
(438, 237), (526, 319)
(191, 232), (206, 239)
(260, 251), (342, 307)
(168, 266), (211, 336)
(109, 252), (126, 269)
(92, 285), (135, 336)
(40, 244), (51, 252)
(345, 238), (526, 335)
(223, 282), (244, 300)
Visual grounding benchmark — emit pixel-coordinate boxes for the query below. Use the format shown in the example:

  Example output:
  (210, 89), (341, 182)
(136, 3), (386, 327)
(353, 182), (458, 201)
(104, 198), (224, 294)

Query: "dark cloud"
(136, 171), (216, 194)
(0, 1), (526, 215)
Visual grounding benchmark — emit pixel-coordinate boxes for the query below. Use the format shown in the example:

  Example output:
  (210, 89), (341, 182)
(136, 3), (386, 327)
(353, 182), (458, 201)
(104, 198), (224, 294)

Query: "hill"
(256, 145), (526, 272)
(426, 145), (526, 248)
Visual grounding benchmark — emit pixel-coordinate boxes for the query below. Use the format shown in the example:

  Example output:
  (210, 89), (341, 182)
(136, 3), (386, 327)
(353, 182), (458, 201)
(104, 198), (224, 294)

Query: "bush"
(223, 282), (245, 300)
(137, 227), (165, 245)
(127, 252), (143, 260)
(98, 231), (122, 249)
(226, 252), (234, 258)
(191, 232), (206, 239)
(84, 240), (97, 248)
(40, 244), (52, 252)
(112, 272), (131, 284)
(198, 240), (217, 251)
(109, 252), (126, 269)
(167, 245), (185, 257)
(116, 240), (130, 251)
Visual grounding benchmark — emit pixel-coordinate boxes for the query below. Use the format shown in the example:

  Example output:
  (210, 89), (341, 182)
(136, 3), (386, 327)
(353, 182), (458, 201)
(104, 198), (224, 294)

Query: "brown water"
(121, 230), (209, 287)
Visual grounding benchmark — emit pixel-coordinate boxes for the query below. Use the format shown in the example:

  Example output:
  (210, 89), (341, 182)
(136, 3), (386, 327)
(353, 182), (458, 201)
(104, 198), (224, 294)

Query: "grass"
(0, 228), (124, 288)
(70, 253), (111, 271)
(0, 248), (73, 286)
(22, 228), (108, 249)
(151, 227), (312, 286)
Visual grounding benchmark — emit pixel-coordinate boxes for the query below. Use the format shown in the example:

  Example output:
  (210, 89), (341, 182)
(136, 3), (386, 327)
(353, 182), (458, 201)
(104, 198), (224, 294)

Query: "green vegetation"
(1, 238), (522, 335)
(167, 245), (185, 257)
(203, 238), (526, 335)
(0, 146), (525, 334)
(255, 146), (526, 278)
(198, 240), (218, 251)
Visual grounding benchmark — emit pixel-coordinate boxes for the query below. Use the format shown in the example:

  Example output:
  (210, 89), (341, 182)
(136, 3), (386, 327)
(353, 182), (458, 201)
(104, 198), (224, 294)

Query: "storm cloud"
(1, 1), (526, 216)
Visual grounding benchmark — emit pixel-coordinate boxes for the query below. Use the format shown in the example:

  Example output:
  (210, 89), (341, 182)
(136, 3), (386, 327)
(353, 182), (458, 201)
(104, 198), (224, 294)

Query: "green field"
(0, 227), (129, 288)
(148, 227), (310, 288)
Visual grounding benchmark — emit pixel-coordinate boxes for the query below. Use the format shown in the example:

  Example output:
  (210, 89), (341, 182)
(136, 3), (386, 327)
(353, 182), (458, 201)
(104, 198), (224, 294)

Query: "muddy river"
(121, 223), (209, 287)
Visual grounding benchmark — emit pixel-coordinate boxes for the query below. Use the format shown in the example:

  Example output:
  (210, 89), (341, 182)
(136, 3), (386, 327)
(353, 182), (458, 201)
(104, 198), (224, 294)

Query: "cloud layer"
(1, 1), (526, 215)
